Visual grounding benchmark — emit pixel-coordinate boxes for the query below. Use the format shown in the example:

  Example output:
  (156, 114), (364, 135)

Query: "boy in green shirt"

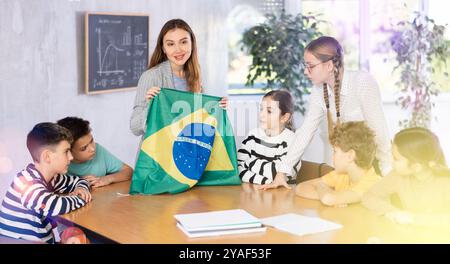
(57, 117), (133, 188)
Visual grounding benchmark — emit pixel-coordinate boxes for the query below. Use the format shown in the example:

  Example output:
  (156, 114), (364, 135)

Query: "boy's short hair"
(57, 117), (91, 146)
(27, 122), (73, 162)
(330, 121), (376, 169)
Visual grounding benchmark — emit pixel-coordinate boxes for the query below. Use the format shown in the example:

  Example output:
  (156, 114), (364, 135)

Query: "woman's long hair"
(149, 19), (201, 92)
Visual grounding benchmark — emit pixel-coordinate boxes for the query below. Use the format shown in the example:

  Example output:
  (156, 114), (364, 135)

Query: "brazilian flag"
(130, 88), (240, 195)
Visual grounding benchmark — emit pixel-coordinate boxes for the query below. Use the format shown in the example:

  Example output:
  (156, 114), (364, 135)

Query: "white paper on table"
(174, 209), (261, 232)
(260, 213), (342, 236)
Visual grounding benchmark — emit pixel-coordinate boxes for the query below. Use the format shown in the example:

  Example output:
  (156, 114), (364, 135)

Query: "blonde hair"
(149, 19), (201, 93)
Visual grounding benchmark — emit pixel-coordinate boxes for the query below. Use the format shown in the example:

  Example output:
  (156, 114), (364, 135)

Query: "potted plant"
(389, 12), (449, 128)
(241, 11), (324, 114)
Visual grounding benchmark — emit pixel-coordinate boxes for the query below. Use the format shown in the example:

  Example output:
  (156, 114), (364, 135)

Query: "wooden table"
(60, 181), (450, 244)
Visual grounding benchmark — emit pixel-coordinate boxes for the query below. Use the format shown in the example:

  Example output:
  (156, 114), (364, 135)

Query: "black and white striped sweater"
(238, 127), (298, 184)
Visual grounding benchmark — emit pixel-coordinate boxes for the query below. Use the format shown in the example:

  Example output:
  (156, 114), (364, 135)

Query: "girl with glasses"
(260, 36), (390, 191)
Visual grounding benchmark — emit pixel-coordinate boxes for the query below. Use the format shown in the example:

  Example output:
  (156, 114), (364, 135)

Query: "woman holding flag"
(130, 18), (228, 138)
(129, 20), (238, 195)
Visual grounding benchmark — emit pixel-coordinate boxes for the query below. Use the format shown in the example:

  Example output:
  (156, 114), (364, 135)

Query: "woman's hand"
(145, 87), (161, 102)
(219, 96), (229, 109)
(258, 172), (291, 190)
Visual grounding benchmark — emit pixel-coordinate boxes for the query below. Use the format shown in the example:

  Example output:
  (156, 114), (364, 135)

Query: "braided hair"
(306, 36), (344, 139)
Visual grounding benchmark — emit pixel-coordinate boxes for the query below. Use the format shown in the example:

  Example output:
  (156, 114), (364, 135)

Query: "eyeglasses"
(301, 58), (333, 73)
(302, 61), (324, 73)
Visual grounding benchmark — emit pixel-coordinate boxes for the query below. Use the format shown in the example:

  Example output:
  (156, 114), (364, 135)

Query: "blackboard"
(85, 12), (149, 94)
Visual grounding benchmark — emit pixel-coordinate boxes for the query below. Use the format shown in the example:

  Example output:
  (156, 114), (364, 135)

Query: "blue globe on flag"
(173, 123), (216, 180)
(130, 88), (240, 195)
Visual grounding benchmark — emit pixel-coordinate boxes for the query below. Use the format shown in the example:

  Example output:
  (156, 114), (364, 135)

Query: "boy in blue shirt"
(0, 123), (91, 243)
(57, 117), (133, 188)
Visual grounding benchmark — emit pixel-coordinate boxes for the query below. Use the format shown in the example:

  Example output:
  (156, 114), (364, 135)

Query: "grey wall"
(0, 0), (233, 198)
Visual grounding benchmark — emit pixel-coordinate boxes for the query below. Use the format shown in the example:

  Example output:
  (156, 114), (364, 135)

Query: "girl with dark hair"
(238, 90), (298, 185)
(363, 127), (450, 226)
(260, 36), (390, 191)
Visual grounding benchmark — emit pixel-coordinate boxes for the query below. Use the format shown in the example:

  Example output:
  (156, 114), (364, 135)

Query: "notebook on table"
(174, 209), (266, 238)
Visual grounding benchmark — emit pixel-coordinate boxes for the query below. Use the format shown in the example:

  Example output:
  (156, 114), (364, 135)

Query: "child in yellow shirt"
(296, 121), (381, 206)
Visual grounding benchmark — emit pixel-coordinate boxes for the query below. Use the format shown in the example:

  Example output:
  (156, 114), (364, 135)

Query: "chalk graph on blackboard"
(96, 28), (126, 75)
(86, 13), (149, 93)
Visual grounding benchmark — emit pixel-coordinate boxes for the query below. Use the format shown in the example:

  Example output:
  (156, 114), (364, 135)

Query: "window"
(227, 0), (449, 94)
(301, 0), (360, 71)
(428, 0), (450, 92)
(227, 0), (284, 95)
(369, 0), (421, 92)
